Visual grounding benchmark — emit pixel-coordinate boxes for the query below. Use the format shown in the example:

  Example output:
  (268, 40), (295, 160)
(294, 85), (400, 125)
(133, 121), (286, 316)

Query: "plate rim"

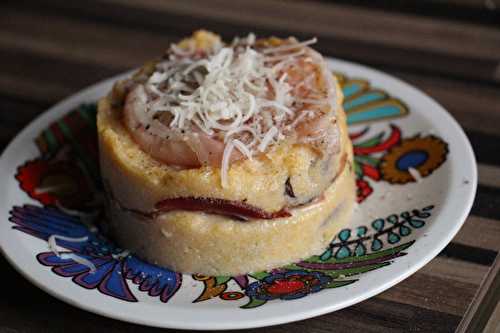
(0, 57), (477, 330)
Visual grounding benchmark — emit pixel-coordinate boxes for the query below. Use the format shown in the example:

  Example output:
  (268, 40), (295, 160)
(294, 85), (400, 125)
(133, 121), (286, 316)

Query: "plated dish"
(98, 31), (354, 275)
(0, 32), (476, 330)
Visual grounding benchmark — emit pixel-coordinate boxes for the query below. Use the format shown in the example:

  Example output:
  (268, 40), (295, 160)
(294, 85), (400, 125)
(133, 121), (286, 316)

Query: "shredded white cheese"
(258, 126), (278, 152)
(221, 140), (235, 188)
(48, 234), (89, 257)
(408, 167), (423, 183)
(129, 34), (337, 187)
(112, 250), (130, 260)
(47, 235), (100, 273)
(60, 253), (97, 273)
(55, 200), (99, 219)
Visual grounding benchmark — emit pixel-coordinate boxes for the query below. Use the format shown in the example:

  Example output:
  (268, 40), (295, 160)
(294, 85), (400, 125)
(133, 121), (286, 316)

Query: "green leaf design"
(371, 238), (383, 251)
(304, 241), (414, 264)
(321, 262), (391, 278)
(354, 242), (367, 256)
(248, 271), (270, 280)
(354, 155), (380, 167)
(356, 226), (367, 237)
(320, 248), (333, 261)
(324, 279), (357, 289)
(353, 161), (363, 177)
(215, 276), (231, 286)
(338, 229), (351, 241)
(280, 263), (303, 270)
(386, 214), (399, 224)
(409, 218), (425, 228)
(399, 225), (412, 236)
(335, 245), (352, 259)
(372, 218), (385, 231)
(354, 132), (384, 148)
(241, 298), (267, 309)
(387, 232), (401, 244)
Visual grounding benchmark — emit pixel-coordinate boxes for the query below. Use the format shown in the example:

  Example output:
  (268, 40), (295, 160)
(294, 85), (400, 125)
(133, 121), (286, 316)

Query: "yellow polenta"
(97, 32), (355, 275)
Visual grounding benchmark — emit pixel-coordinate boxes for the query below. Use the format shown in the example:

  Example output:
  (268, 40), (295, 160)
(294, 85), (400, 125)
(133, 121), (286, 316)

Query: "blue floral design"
(10, 204), (182, 302)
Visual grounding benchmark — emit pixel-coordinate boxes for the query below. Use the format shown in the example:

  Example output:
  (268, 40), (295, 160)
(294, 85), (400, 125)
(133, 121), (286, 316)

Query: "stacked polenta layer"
(97, 32), (355, 275)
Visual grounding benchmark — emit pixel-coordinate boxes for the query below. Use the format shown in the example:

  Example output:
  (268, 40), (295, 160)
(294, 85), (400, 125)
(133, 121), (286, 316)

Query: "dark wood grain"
(0, 0), (499, 332)
(315, 0), (500, 26)
(0, 96), (47, 148)
(456, 255), (500, 332)
(7, 0), (500, 83)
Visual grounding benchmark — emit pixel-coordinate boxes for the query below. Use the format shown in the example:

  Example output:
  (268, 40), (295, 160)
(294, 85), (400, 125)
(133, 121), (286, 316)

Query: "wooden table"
(1, 1), (499, 332)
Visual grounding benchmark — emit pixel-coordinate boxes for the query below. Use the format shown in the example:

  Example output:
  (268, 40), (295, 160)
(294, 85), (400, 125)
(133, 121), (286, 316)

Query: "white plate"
(0, 59), (477, 330)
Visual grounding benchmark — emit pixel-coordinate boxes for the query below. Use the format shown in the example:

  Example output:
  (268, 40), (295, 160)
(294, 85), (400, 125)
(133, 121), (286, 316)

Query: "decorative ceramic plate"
(0, 59), (477, 330)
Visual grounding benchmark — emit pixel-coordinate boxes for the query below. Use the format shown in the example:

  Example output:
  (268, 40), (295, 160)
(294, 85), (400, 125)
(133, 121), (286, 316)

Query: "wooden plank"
(8, 0), (500, 83)
(378, 263), (482, 316)
(456, 254), (500, 332)
(0, 96), (47, 150)
(271, 298), (461, 332)
(103, 0), (500, 62)
(0, 47), (117, 104)
(441, 243), (497, 267)
(428, 0), (498, 8)
(473, 185), (500, 220)
(0, 8), (167, 69)
(319, 0), (500, 27)
(453, 215), (500, 252)
(467, 131), (500, 167)
(484, 301), (500, 333)
(385, 70), (500, 136)
(420, 256), (488, 285)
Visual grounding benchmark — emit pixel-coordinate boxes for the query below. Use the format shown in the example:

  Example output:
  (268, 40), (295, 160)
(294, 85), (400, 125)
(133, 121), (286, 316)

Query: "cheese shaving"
(408, 167), (423, 183)
(258, 126), (278, 152)
(262, 37), (317, 54)
(48, 234), (89, 257)
(112, 250), (130, 260)
(60, 253), (97, 273)
(47, 235), (99, 273)
(55, 200), (99, 218)
(221, 140), (235, 188)
(233, 139), (253, 160)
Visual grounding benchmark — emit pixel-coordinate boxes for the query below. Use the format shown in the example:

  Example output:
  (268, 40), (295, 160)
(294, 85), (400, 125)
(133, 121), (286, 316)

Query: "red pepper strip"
(353, 125), (401, 155)
(155, 197), (291, 220)
(362, 164), (381, 180)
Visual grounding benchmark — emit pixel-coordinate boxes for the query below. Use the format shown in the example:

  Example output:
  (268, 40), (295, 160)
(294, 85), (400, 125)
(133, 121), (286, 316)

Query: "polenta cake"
(97, 31), (355, 275)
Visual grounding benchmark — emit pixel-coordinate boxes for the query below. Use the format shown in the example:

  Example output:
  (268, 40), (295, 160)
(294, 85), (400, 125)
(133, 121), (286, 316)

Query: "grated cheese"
(233, 139), (253, 160)
(262, 37), (317, 54)
(112, 250), (130, 260)
(258, 126), (278, 152)
(408, 167), (423, 183)
(48, 234), (89, 257)
(60, 253), (97, 273)
(128, 34), (338, 187)
(221, 140), (235, 188)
